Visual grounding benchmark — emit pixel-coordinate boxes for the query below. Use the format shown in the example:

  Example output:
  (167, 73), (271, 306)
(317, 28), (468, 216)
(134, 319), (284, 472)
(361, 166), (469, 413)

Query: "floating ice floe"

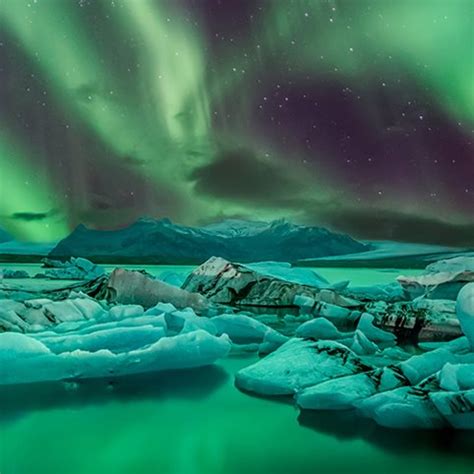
(0, 296), (108, 332)
(39, 257), (105, 280)
(235, 338), (373, 396)
(295, 317), (346, 340)
(0, 269), (29, 279)
(0, 330), (231, 385)
(356, 313), (396, 345)
(107, 268), (210, 312)
(296, 347), (462, 411)
(211, 313), (288, 353)
(398, 256), (474, 300)
(363, 298), (462, 343)
(341, 282), (405, 303)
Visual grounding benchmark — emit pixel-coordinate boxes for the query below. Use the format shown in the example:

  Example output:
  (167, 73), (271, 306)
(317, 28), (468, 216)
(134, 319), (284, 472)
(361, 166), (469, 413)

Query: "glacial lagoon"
(1, 265), (472, 474)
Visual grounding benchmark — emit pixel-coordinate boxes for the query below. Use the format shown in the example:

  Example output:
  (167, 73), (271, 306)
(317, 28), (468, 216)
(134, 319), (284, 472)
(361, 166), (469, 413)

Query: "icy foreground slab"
(235, 338), (373, 396)
(296, 348), (460, 410)
(0, 330), (231, 385)
(0, 295), (289, 385)
(430, 389), (474, 429)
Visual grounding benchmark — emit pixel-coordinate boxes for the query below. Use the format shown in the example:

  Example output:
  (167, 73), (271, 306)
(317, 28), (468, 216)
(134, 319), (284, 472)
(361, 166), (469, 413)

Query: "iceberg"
(211, 313), (288, 353)
(106, 268), (210, 312)
(438, 362), (474, 391)
(430, 389), (474, 429)
(350, 330), (380, 355)
(0, 330), (231, 385)
(235, 338), (373, 396)
(0, 296), (108, 332)
(182, 257), (360, 308)
(39, 257), (105, 280)
(356, 313), (396, 345)
(295, 317), (346, 340)
(456, 282), (474, 348)
(296, 348), (458, 411)
(358, 386), (446, 429)
(364, 298), (462, 343)
(398, 256), (474, 300)
(0, 269), (29, 279)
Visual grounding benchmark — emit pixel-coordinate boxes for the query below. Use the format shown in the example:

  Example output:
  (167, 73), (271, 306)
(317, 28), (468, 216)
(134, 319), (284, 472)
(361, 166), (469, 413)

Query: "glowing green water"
(1, 263), (421, 287)
(0, 356), (472, 474)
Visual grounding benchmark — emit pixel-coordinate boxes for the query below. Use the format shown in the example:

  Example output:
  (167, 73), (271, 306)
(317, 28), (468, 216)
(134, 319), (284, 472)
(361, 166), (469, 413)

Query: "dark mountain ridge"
(48, 217), (369, 264)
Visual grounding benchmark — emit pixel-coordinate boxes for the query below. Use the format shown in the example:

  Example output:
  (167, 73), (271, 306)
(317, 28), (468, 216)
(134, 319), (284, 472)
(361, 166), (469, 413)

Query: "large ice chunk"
(295, 318), (345, 340)
(429, 389), (474, 429)
(357, 386), (446, 429)
(350, 330), (380, 355)
(212, 314), (285, 343)
(40, 257), (105, 280)
(211, 313), (287, 353)
(235, 338), (372, 396)
(297, 367), (406, 410)
(296, 348), (458, 411)
(356, 313), (396, 345)
(0, 297), (108, 332)
(456, 282), (474, 348)
(398, 256), (474, 300)
(0, 330), (231, 385)
(0, 332), (51, 359)
(183, 257), (360, 307)
(107, 268), (209, 312)
(165, 308), (217, 335)
(244, 261), (329, 287)
(438, 363), (474, 391)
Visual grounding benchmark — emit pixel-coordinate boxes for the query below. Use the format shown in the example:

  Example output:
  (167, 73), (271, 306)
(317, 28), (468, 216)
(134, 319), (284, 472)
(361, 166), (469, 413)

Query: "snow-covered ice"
(235, 338), (372, 396)
(0, 330), (231, 385)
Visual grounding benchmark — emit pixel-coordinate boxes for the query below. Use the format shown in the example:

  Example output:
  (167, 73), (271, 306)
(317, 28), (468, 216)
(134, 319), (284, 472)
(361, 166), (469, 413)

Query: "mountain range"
(47, 218), (369, 264)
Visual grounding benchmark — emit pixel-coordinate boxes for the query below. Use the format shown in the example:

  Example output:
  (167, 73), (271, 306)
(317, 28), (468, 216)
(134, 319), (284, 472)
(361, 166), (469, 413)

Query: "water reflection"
(298, 409), (474, 455)
(0, 365), (228, 424)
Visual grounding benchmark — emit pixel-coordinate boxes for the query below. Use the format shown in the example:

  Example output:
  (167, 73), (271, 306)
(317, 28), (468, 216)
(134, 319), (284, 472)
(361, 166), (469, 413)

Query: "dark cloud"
(10, 210), (56, 222)
(318, 208), (474, 247)
(191, 148), (299, 203)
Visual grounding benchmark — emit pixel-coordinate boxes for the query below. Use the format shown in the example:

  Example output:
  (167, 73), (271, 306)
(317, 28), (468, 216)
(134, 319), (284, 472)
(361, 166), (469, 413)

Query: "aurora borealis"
(0, 0), (472, 245)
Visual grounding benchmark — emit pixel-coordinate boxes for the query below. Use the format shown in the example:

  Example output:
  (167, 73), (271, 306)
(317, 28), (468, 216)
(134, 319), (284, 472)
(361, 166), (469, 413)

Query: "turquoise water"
(1, 263), (421, 286)
(1, 265), (471, 474)
(0, 356), (472, 474)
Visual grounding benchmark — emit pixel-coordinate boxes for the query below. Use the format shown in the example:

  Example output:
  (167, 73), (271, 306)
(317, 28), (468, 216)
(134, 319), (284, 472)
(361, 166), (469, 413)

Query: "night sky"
(0, 0), (473, 245)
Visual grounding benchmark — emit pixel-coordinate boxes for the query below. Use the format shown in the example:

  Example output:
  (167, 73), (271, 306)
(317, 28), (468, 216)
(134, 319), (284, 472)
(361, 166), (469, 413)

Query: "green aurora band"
(0, 0), (472, 242)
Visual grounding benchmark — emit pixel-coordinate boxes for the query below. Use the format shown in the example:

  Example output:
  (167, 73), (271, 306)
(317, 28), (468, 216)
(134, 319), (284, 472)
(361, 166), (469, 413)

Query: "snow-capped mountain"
(48, 217), (369, 263)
